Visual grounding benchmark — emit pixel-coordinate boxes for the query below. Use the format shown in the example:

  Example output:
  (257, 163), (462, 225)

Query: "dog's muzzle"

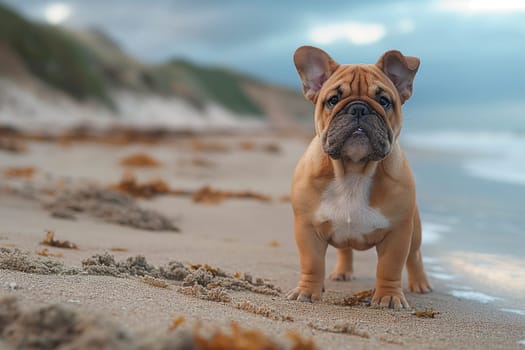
(322, 101), (392, 162)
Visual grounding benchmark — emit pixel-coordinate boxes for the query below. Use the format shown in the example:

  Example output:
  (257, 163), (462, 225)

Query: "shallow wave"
(404, 130), (525, 156)
(404, 130), (525, 186)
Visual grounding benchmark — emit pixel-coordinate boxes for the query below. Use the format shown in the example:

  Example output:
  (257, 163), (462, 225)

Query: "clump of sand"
(80, 253), (282, 296)
(308, 321), (369, 338)
(0, 296), (187, 350)
(178, 284), (232, 303)
(235, 300), (293, 322)
(44, 186), (179, 231)
(0, 248), (78, 275)
(181, 265), (282, 296)
(81, 253), (158, 278)
(0, 248), (281, 298)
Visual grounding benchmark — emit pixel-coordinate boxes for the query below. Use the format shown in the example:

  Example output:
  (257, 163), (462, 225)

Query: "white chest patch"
(315, 173), (389, 244)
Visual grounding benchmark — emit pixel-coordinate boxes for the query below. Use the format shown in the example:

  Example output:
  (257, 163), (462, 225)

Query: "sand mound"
(0, 296), (189, 350)
(0, 297), (314, 350)
(0, 248), (77, 275)
(81, 253), (281, 296)
(44, 186), (178, 232)
(81, 253), (159, 278)
(0, 249), (281, 298)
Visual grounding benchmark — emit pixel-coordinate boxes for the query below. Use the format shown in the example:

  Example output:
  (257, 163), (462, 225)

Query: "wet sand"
(1, 134), (524, 349)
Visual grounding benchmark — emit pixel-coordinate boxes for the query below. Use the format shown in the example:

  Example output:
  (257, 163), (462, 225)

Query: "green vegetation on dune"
(0, 4), (309, 120)
(0, 5), (112, 107)
(150, 60), (263, 115)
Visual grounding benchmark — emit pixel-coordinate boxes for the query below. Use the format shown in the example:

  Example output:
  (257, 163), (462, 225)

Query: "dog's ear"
(294, 46), (339, 104)
(377, 50), (419, 104)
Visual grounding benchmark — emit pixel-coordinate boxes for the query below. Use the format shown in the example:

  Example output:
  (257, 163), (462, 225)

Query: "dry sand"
(1, 134), (524, 349)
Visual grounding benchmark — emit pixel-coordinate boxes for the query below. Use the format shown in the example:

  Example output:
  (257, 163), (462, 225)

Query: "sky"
(2, 0), (525, 109)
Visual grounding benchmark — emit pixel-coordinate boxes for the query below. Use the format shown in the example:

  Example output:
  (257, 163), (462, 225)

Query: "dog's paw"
(328, 271), (353, 281)
(286, 286), (322, 302)
(371, 290), (409, 310)
(407, 278), (432, 294)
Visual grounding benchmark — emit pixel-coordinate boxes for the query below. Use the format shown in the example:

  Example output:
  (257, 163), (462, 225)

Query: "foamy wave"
(404, 131), (525, 155)
(449, 290), (501, 303)
(422, 222), (450, 245)
(404, 131), (525, 186)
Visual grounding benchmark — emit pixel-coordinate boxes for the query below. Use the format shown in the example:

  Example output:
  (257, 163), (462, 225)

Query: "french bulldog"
(287, 46), (431, 309)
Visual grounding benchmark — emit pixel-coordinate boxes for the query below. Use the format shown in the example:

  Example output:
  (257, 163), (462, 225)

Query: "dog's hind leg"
(329, 246), (354, 281)
(406, 208), (432, 293)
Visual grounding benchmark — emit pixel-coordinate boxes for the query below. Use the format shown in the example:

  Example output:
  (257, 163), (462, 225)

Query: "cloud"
(310, 22), (386, 45)
(44, 2), (72, 25)
(437, 0), (525, 14)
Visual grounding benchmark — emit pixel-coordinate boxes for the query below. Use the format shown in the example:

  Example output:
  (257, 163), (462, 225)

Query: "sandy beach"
(1, 133), (524, 349)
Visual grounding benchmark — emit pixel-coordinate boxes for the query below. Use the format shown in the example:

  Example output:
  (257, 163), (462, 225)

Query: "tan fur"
(287, 46), (431, 309)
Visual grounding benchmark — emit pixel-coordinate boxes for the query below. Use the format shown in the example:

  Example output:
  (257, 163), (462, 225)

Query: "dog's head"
(294, 46), (419, 163)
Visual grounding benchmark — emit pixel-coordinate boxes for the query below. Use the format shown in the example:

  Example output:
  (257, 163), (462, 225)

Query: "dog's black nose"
(347, 102), (371, 117)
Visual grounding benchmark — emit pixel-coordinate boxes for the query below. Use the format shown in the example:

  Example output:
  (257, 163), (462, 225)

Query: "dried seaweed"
(191, 140), (230, 153)
(111, 172), (170, 198)
(239, 140), (256, 150)
(168, 316), (186, 332)
(238, 141), (281, 154)
(120, 153), (161, 167)
(413, 308), (440, 318)
(142, 276), (169, 289)
(287, 331), (317, 350)
(342, 289), (373, 306)
(111, 174), (274, 204)
(3, 167), (36, 178)
(261, 143), (281, 154)
(192, 186), (272, 205)
(35, 248), (63, 258)
(41, 231), (78, 249)
(268, 240), (280, 248)
(177, 157), (216, 168)
(0, 138), (27, 153)
(110, 247), (129, 252)
(194, 322), (288, 350)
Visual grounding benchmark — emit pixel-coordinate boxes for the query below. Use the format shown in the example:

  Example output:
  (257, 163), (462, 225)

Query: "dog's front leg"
(372, 221), (412, 309)
(287, 218), (327, 302)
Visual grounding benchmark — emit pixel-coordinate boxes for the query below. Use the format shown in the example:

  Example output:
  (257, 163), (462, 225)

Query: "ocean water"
(402, 103), (525, 312)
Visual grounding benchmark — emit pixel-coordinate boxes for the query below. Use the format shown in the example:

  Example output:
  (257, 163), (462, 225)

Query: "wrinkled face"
(293, 46), (419, 164)
(316, 65), (400, 163)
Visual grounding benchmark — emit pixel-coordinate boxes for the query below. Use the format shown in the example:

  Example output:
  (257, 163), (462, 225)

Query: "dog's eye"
(326, 95), (339, 108)
(379, 96), (391, 109)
